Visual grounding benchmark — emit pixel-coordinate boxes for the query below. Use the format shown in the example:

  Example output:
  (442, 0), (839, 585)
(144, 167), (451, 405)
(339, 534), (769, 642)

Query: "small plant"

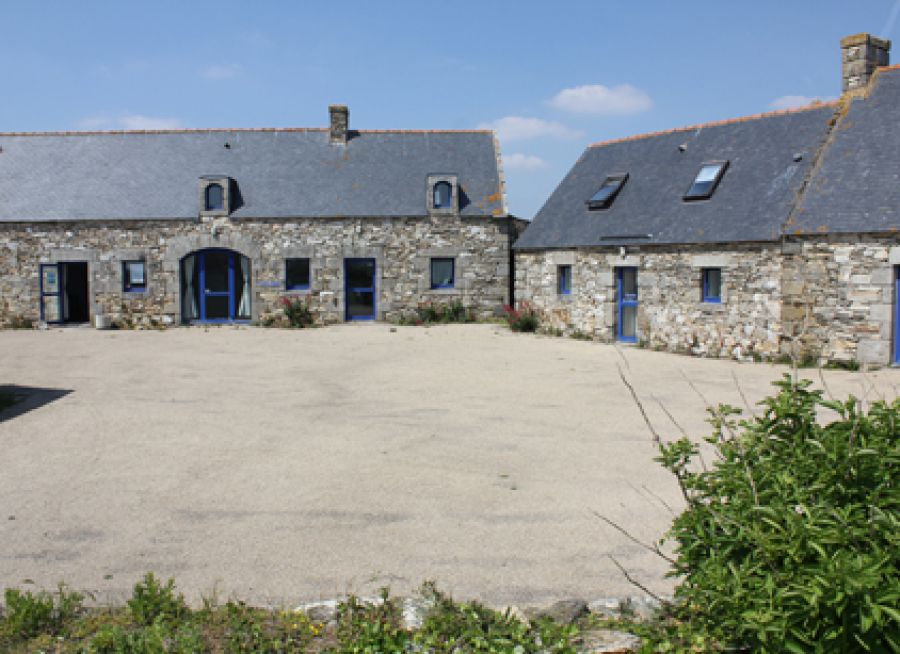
(1, 583), (83, 640)
(336, 588), (410, 654)
(281, 296), (316, 328)
(403, 299), (474, 325)
(503, 301), (540, 333)
(6, 315), (34, 329)
(127, 573), (187, 626)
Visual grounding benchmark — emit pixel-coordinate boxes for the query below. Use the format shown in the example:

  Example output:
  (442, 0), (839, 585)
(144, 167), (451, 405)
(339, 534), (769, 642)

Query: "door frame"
(344, 257), (377, 321)
(39, 261), (90, 324)
(894, 266), (899, 365)
(183, 248), (250, 324)
(616, 266), (638, 343)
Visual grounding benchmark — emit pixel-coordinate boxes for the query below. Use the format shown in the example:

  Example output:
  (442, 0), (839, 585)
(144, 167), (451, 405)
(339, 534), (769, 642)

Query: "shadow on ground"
(0, 385), (72, 422)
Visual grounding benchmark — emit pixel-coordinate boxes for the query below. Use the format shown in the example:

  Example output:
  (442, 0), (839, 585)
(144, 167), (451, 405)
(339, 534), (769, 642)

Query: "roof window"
(587, 174), (628, 210)
(684, 161), (728, 201)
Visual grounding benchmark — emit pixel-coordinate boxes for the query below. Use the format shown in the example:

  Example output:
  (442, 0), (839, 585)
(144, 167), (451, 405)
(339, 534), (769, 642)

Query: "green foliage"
(414, 583), (578, 653)
(400, 299), (474, 325)
(280, 296), (316, 328)
(127, 573), (187, 626)
(335, 588), (410, 654)
(89, 620), (203, 653)
(503, 302), (540, 333)
(218, 600), (313, 653)
(0, 583), (83, 640)
(655, 375), (900, 653)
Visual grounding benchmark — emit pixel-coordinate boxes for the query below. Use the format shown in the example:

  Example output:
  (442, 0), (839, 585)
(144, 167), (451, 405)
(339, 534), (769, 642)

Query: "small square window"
(430, 258), (455, 289)
(685, 161), (728, 200)
(285, 258), (311, 290)
(702, 268), (722, 303)
(587, 173), (628, 210)
(558, 265), (572, 295)
(123, 261), (147, 293)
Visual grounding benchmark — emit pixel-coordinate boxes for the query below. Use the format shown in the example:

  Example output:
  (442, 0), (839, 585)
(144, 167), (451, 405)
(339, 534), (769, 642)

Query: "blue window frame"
(430, 257), (455, 289)
(433, 181), (452, 209)
(685, 161), (728, 200)
(894, 266), (899, 365)
(123, 260), (147, 293)
(205, 183), (224, 211)
(558, 265), (572, 295)
(285, 258), (310, 290)
(617, 267), (638, 343)
(702, 268), (722, 303)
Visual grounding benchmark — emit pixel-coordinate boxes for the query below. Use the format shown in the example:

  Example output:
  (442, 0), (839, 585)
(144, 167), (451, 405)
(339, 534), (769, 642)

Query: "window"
(433, 181), (452, 209)
(285, 258), (310, 290)
(430, 257), (455, 289)
(684, 161), (728, 200)
(123, 261), (147, 293)
(205, 183), (224, 211)
(558, 265), (572, 295)
(702, 268), (722, 303)
(587, 173), (628, 210)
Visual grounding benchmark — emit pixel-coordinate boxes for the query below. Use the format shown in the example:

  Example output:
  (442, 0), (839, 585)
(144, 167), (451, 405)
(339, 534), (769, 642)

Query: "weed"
(281, 296), (316, 328)
(1, 583), (83, 640)
(127, 573), (187, 626)
(6, 315), (34, 329)
(336, 588), (409, 654)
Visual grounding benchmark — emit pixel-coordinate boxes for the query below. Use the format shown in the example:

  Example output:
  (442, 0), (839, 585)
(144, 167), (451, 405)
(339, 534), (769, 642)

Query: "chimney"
(329, 104), (349, 144)
(841, 33), (891, 93)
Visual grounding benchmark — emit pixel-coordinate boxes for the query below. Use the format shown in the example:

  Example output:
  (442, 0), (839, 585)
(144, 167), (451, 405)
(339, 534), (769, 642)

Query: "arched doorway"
(181, 249), (251, 323)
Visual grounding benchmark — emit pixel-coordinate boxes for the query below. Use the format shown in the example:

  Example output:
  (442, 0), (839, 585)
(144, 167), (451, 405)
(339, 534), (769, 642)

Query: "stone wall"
(0, 214), (515, 327)
(782, 234), (900, 365)
(515, 244), (786, 359)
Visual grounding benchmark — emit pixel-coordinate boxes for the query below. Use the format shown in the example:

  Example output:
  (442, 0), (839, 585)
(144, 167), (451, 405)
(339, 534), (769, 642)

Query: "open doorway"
(39, 262), (90, 324)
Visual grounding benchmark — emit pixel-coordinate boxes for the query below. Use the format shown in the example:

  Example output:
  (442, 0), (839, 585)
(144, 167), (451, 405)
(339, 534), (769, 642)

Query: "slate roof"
(792, 66), (900, 234)
(515, 104), (837, 249)
(0, 128), (505, 221)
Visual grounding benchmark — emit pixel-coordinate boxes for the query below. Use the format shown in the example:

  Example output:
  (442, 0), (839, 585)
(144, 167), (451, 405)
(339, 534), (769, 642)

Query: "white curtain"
(183, 255), (198, 321)
(238, 256), (251, 318)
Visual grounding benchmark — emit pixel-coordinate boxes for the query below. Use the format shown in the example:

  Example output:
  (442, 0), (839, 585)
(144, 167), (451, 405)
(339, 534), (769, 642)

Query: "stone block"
(857, 339), (890, 365)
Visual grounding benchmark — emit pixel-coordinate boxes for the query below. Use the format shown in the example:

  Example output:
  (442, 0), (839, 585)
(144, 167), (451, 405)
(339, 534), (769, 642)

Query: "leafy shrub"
(6, 315), (34, 329)
(654, 376), (900, 653)
(1, 583), (83, 639)
(336, 588), (410, 654)
(281, 296), (316, 328)
(127, 573), (187, 626)
(415, 583), (577, 653)
(503, 302), (539, 333)
(401, 300), (474, 325)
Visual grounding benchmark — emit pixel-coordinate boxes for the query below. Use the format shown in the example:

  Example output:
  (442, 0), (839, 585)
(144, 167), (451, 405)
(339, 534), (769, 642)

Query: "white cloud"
(477, 116), (581, 142)
(769, 94), (835, 111)
(202, 64), (243, 80)
(502, 153), (549, 171)
(549, 83), (652, 115)
(76, 114), (183, 130)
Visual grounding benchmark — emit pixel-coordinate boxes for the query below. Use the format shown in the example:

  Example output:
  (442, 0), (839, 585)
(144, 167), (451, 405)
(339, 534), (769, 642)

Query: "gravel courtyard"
(1, 324), (897, 608)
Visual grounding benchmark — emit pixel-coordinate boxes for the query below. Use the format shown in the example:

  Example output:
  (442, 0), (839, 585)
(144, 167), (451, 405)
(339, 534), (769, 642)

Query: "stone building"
(514, 34), (900, 366)
(0, 106), (515, 327)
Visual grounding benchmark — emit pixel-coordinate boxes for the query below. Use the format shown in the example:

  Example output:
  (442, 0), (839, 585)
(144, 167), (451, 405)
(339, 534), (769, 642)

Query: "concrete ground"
(1, 324), (897, 608)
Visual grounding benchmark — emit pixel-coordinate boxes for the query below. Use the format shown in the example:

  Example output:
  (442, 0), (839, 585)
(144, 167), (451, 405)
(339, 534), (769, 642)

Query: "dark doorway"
(345, 258), (376, 321)
(39, 261), (89, 324)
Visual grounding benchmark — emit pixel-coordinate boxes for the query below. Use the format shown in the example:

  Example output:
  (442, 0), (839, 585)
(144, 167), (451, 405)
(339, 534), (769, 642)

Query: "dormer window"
(426, 174), (458, 214)
(433, 182), (452, 209)
(587, 173), (628, 210)
(199, 176), (232, 216)
(205, 183), (224, 211)
(684, 161), (728, 201)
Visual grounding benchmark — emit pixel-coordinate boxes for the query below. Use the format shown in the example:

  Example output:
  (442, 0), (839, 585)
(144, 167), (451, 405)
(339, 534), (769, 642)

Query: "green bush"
(1, 583), (83, 640)
(281, 296), (316, 328)
(407, 299), (473, 325)
(127, 573), (187, 626)
(503, 302), (539, 333)
(654, 376), (899, 652)
(335, 588), (409, 654)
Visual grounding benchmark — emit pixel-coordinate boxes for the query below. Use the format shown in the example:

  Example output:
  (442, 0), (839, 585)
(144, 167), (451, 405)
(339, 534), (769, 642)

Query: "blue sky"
(2, 1), (898, 218)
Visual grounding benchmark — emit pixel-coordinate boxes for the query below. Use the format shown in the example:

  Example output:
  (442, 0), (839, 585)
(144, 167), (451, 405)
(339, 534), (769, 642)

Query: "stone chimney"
(841, 33), (891, 93)
(329, 104), (349, 144)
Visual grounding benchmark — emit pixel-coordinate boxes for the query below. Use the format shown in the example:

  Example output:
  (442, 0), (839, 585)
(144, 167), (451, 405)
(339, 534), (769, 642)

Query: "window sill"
(123, 290), (147, 295)
(426, 287), (459, 294)
(698, 301), (726, 312)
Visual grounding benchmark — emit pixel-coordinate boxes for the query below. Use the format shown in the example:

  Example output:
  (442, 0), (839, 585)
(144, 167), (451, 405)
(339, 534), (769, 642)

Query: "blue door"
(895, 266), (899, 364)
(617, 267), (638, 343)
(182, 249), (251, 323)
(345, 258), (376, 321)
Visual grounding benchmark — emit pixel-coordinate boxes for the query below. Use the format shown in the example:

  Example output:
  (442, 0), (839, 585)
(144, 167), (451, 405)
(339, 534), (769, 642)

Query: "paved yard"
(1, 324), (897, 608)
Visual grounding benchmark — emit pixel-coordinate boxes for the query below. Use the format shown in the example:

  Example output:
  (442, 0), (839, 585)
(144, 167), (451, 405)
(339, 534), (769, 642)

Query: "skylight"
(586, 173), (628, 210)
(684, 161), (728, 200)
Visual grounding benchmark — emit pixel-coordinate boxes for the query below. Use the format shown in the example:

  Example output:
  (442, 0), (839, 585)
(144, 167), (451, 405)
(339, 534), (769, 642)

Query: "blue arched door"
(181, 249), (251, 323)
